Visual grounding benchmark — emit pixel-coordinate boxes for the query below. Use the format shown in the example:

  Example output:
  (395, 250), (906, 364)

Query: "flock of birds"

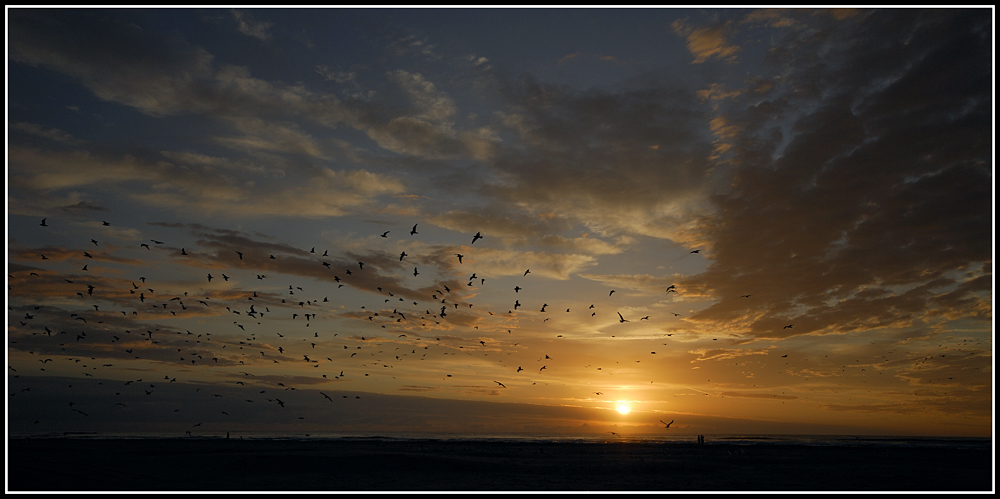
(10, 216), (981, 437)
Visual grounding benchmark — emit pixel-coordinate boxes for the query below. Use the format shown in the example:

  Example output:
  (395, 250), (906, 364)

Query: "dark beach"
(7, 438), (992, 491)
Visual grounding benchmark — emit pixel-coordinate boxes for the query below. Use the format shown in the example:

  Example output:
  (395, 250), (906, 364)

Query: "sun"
(616, 402), (631, 415)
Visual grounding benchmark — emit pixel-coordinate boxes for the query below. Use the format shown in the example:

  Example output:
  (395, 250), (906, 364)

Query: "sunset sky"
(7, 7), (993, 438)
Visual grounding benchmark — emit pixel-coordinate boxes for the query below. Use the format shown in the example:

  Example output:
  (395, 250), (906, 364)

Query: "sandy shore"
(7, 438), (992, 491)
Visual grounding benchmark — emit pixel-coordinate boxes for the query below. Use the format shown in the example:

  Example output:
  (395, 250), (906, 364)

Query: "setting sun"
(616, 403), (631, 415)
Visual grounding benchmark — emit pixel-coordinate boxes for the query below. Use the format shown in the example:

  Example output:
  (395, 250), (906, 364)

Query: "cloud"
(456, 248), (597, 280)
(483, 77), (717, 241)
(671, 19), (740, 64)
(231, 9), (273, 41)
(676, 10), (992, 340)
(578, 273), (681, 293)
(11, 122), (86, 145)
(688, 346), (775, 363)
(719, 391), (797, 400)
(9, 145), (406, 218)
(9, 147), (152, 191)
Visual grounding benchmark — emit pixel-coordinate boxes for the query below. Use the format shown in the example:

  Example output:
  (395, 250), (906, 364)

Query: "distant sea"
(15, 430), (991, 450)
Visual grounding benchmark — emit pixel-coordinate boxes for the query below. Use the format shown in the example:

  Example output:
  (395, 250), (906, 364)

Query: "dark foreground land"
(7, 438), (993, 491)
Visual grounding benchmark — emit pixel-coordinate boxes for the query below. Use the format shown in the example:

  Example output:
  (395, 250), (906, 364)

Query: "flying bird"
(609, 290), (615, 296)
(410, 224), (418, 235)
(661, 419), (674, 429)
(236, 251), (243, 260)
(381, 231), (390, 238)
(690, 249), (701, 254)
(456, 254), (463, 264)
(471, 232), (483, 244)
(618, 312), (629, 323)
(783, 325), (793, 329)
(413, 267), (419, 276)
(523, 269), (530, 276)
(207, 274), (213, 282)
(40, 218), (48, 226)
(400, 251), (407, 261)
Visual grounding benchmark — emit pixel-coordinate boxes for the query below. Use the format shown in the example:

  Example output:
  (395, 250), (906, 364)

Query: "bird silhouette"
(410, 224), (418, 235)
(471, 232), (483, 244)
(207, 274), (213, 282)
(413, 267), (419, 276)
(783, 325), (793, 329)
(400, 251), (407, 261)
(523, 269), (530, 276)
(609, 290), (615, 296)
(381, 231), (390, 238)
(617, 312), (629, 323)
(236, 251), (243, 260)
(690, 249), (701, 254)
(661, 419), (674, 428)
(456, 254), (464, 264)
(40, 218), (48, 226)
